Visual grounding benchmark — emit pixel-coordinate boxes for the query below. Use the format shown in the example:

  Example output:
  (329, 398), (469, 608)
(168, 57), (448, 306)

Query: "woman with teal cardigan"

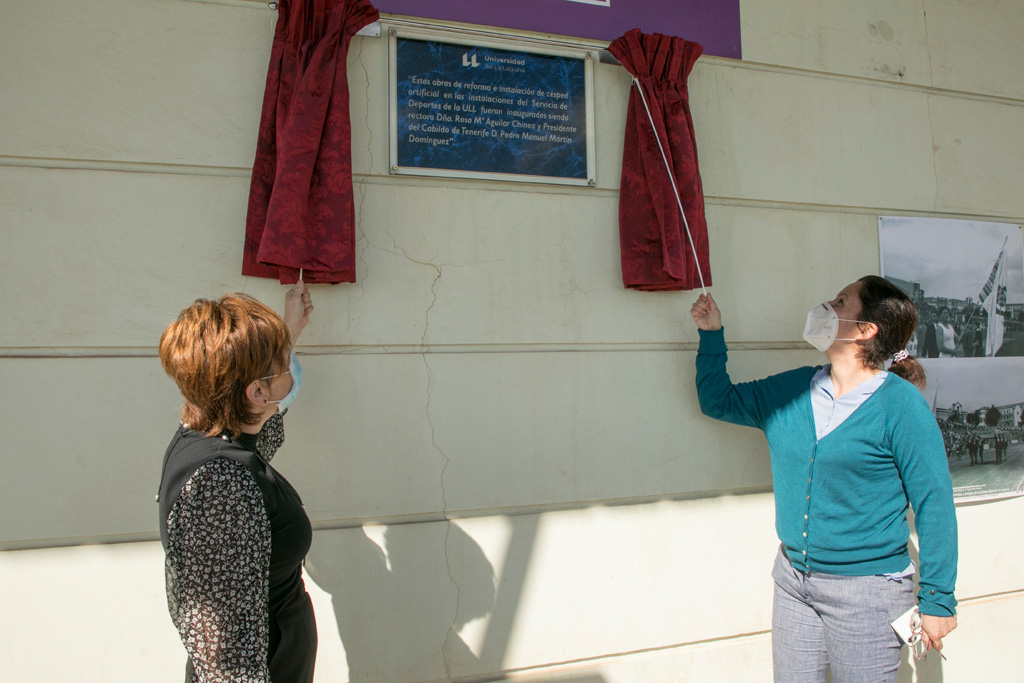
(690, 275), (958, 683)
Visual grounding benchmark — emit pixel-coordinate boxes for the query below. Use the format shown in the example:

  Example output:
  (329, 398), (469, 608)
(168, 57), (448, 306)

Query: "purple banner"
(375, 0), (742, 60)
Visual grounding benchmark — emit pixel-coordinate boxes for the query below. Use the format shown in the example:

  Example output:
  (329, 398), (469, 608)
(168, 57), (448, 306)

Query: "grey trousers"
(771, 547), (915, 683)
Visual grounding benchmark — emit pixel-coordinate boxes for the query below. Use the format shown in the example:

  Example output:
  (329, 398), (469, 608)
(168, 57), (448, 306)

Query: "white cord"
(631, 77), (707, 296)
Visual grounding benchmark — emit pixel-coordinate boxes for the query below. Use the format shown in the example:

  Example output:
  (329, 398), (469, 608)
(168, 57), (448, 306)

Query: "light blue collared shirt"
(810, 365), (915, 580)
(810, 365), (888, 440)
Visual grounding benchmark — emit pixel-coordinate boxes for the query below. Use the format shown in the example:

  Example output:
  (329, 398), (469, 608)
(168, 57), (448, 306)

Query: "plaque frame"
(388, 27), (596, 186)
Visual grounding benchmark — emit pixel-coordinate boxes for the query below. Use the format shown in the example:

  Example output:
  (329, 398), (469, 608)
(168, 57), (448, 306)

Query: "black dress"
(157, 413), (316, 682)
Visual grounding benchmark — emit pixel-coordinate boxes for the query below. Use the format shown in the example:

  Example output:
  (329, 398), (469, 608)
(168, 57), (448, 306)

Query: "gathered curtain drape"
(243, 0), (379, 284)
(608, 29), (711, 292)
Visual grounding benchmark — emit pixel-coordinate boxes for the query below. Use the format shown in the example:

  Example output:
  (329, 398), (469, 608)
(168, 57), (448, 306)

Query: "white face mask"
(802, 303), (869, 353)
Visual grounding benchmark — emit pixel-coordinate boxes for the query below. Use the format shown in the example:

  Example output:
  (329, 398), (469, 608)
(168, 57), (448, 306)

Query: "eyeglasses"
(908, 609), (948, 661)
(259, 369), (289, 381)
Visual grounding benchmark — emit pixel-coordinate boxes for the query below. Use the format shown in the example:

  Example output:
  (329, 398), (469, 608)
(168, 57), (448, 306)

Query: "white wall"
(1, 0), (1022, 680)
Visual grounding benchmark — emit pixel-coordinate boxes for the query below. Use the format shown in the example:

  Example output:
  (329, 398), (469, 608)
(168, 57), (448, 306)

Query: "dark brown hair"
(159, 294), (291, 438)
(855, 275), (926, 388)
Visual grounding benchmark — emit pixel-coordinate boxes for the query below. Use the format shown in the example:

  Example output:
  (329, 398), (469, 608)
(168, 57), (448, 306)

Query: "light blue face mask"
(264, 351), (302, 413)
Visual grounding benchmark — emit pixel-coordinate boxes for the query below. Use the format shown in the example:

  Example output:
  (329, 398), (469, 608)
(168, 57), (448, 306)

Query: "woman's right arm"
(165, 459), (272, 683)
(690, 294), (770, 429)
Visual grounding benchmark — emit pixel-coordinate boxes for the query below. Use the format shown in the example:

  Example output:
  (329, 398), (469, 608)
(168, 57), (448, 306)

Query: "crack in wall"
(397, 249), (459, 677)
(921, 0), (935, 84)
(350, 36), (374, 323)
(356, 219), (504, 677)
(420, 342), (461, 679)
(926, 94), (940, 211)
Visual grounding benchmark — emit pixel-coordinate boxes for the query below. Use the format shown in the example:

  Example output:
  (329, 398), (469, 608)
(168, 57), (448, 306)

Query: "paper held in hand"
(890, 605), (917, 644)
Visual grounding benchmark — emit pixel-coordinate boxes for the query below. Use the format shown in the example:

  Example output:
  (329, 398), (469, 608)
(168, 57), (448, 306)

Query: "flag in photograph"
(980, 242), (1007, 356)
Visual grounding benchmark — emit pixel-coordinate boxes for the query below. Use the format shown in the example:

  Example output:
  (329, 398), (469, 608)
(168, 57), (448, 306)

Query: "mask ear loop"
(631, 77), (707, 296)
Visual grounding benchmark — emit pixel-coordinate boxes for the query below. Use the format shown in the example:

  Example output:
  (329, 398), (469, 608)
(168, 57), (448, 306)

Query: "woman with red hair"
(157, 283), (316, 682)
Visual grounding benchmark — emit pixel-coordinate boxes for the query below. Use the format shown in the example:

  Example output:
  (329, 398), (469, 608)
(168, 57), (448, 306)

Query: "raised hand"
(690, 293), (722, 331)
(284, 279), (314, 345)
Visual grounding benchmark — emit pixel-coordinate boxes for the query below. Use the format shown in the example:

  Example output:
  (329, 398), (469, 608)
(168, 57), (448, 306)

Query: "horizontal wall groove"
(180, 0), (277, 9)
(438, 629), (774, 683)
(0, 154), (252, 177)
(0, 342), (815, 359)
(957, 588), (1024, 605)
(3, 157), (1021, 224)
(310, 486), (776, 532)
(715, 57), (1024, 108)
(710, 195), (1024, 224)
(0, 156), (616, 197)
(427, 587), (1024, 683)
(1, 486), (775, 551)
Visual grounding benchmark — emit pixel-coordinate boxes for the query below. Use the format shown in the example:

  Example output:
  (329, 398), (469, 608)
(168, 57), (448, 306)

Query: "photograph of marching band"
(918, 359), (1024, 502)
(880, 216), (1024, 501)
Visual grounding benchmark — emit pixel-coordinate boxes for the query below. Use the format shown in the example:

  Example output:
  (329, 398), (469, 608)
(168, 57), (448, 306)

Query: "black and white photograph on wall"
(880, 216), (1024, 502)
(917, 359), (1024, 502)
(878, 216), (1024, 358)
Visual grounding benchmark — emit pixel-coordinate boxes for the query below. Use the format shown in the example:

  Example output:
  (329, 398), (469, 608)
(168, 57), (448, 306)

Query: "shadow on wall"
(306, 516), (605, 682)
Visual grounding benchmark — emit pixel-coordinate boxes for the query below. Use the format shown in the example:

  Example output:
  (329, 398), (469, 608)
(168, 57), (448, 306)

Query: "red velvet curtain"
(608, 29), (711, 292)
(243, 0), (379, 284)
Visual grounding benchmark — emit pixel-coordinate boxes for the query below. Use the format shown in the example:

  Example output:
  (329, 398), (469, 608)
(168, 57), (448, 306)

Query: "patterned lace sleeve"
(255, 410), (285, 463)
(165, 458), (271, 683)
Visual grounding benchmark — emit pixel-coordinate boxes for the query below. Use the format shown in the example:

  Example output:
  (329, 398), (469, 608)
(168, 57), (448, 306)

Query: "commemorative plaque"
(390, 31), (595, 185)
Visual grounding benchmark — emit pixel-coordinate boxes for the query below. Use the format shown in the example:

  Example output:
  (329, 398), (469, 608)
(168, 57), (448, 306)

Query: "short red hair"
(159, 293), (291, 438)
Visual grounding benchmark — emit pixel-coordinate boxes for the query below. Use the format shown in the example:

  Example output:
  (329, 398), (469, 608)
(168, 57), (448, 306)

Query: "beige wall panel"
(5, 347), (1010, 602)
(348, 34), (386, 177)
(0, 167), (265, 349)
(482, 501), (779, 674)
(307, 521), (457, 681)
(312, 196), (880, 347)
(303, 499), (780, 681)
(0, 357), (181, 544)
(507, 634), (772, 682)
(0, 354), (445, 543)
(349, 184), (627, 346)
(284, 354), (446, 522)
(689, 64), (937, 210)
(283, 349), (790, 522)
(0, 543), (182, 682)
(0, 541), (348, 683)
(0, 0), (621, 179)
(741, 0), (1024, 100)
(4, 166), (880, 350)
(591, 63), (632, 191)
(923, 0), (1024, 99)
(705, 205), (881, 342)
(358, 350), (781, 512)
(1, 345), (782, 542)
(929, 95), (1024, 218)
(952, 495), (1024, 599)
(0, 0), (274, 167)
(741, 1), (931, 86)
(2, 537), (1016, 682)
(0, 167), (622, 348)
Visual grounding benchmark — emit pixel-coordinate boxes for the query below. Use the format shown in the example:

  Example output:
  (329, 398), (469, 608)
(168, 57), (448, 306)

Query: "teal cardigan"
(696, 328), (957, 616)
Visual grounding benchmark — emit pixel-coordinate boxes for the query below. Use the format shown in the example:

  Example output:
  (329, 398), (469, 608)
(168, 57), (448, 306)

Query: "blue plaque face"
(394, 37), (590, 182)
